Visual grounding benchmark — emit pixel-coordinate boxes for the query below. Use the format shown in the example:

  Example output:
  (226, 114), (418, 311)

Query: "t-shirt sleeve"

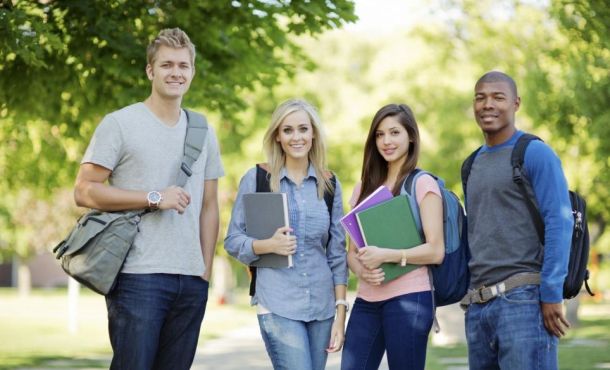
(415, 174), (441, 205)
(81, 114), (123, 171)
(204, 125), (225, 180)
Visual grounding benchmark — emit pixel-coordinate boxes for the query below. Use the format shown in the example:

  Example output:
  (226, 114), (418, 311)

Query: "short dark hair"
(475, 71), (518, 98)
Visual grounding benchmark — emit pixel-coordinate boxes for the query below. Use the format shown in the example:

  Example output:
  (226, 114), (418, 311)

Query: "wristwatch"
(147, 191), (163, 209)
(335, 299), (349, 312)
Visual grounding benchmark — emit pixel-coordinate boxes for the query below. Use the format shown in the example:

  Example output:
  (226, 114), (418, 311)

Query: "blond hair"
(262, 99), (333, 199)
(146, 27), (196, 66)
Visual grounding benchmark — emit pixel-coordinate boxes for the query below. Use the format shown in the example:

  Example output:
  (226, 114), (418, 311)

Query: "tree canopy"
(1, 0), (608, 290)
(0, 0), (357, 261)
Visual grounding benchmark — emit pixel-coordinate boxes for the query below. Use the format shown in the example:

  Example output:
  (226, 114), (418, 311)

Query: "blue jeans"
(465, 284), (558, 370)
(341, 291), (433, 370)
(105, 273), (209, 370)
(257, 313), (334, 370)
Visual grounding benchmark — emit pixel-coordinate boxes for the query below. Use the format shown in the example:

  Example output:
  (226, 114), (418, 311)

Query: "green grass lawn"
(0, 288), (255, 369)
(1, 288), (609, 369)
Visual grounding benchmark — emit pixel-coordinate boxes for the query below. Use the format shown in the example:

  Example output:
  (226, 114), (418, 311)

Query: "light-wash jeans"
(257, 313), (334, 370)
(465, 284), (559, 370)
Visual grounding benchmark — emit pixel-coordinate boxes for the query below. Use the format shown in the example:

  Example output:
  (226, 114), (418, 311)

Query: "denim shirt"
(224, 165), (347, 321)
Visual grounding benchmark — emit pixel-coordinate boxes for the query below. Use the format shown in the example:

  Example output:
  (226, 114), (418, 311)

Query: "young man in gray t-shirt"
(74, 28), (224, 370)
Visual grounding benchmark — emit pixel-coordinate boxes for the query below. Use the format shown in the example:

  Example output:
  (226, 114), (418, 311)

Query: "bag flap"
(59, 211), (137, 257)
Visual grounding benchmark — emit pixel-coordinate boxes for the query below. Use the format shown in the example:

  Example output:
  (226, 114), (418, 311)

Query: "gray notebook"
(243, 192), (293, 268)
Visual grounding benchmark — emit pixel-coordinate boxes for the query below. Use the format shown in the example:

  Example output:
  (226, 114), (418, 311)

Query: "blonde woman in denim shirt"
(224, 99), (348, 370)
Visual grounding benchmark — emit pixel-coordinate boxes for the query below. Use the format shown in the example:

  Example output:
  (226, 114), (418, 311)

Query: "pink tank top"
(349, 175), (441, 302)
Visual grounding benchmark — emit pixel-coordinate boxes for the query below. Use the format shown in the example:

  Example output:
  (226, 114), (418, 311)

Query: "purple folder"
(340, 185), (393, 247)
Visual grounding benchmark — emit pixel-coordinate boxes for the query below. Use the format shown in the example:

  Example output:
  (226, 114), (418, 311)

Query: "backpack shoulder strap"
(255, 163), (272, 193)
(177, 109), (209, 187)
(250, 163), (272, 297)
(461, 146), (482, 198)
(323, 171), (336, 216)
(511, 133), (541, 172)
(402, 168), (426, 238)
(511, 133), (545, 244)
(402, 168), (423, 196)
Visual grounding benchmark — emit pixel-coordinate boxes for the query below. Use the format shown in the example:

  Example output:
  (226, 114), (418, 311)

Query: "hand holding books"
(253, 226), (296, 257)
(356, 245), (389, 270)
(341, 186), (423, 283)
(356, 264), (385, 286)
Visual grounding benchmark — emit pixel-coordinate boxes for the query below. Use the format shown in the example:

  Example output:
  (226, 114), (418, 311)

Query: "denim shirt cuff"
(242, 238), (261, 265)
(333, 275), (349, 286)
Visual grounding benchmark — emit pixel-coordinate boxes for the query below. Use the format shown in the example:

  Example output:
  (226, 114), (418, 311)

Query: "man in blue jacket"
(460, 71), (573, 369)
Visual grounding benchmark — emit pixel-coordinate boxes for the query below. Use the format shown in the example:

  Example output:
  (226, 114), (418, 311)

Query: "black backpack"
(462, 133), (594, 299)
(249, 163), (336, 296)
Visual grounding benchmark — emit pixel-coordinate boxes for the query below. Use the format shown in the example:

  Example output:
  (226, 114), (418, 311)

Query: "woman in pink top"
(341, 104), (445, 370)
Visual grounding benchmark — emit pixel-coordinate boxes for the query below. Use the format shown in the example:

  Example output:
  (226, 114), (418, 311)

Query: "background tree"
(1, 0), (607, 296)
(218, 0), (609, 290)
(0, 0), (356, 194)
(433, 0), (610, 265)
(0, 0), (357, 290)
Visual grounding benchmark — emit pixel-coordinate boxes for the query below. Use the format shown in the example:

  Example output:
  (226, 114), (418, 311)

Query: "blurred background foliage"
(0, 0), (608, 293)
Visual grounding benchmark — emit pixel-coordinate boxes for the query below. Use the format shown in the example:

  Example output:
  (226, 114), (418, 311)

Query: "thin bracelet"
(335, 299), (349, 312)
(400, 250), (407, 267)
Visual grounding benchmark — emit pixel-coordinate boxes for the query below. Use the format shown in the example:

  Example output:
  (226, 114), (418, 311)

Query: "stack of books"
(340, 186), (423, 282)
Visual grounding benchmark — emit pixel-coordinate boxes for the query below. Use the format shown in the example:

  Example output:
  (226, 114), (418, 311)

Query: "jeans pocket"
(501, 284), (539, 304)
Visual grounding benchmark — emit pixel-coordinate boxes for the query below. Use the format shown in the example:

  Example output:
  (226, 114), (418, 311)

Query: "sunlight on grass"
(1, 288), (609, 369)
(0, 288), (255, 369)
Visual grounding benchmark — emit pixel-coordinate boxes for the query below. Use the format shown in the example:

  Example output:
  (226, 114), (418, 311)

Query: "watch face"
(148, 191), (161, 203)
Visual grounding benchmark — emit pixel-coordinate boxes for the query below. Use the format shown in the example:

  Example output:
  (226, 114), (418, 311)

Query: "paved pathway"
(192, 320), (385, 370)
(192, 313), (387, 370)
(191, 301), (473, 369)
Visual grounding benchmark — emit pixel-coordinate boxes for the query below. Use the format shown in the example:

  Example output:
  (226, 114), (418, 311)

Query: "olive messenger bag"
(53, 109), (208, 295)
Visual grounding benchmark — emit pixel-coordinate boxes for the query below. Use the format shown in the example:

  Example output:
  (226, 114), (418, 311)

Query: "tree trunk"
(15, 256), (31, 297)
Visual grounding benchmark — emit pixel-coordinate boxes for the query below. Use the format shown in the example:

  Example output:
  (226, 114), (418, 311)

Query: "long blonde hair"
(262, 98), (333, 199)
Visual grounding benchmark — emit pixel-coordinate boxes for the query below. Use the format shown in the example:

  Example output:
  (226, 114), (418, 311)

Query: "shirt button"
(305, 290), (310, 294)
(300, 253), (304, 257)
(302, 273), (307, 276)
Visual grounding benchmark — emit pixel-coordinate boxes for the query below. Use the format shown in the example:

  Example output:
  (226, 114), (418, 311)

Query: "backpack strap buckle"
(512, 165), (524, 184)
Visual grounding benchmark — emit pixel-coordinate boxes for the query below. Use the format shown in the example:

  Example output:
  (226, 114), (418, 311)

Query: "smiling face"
(375, 115), (410, 167)
(473, 80), (520, 144)
(146, 45), (194, 102)
(276, 109), (314, 164)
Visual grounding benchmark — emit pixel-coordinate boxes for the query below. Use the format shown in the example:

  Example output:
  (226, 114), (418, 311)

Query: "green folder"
(356, 195), (423, 282)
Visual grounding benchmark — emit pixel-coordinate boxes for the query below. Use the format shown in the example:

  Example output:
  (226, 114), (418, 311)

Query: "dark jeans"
(105, 273), (209, 370)
(341, 291), (433, 370)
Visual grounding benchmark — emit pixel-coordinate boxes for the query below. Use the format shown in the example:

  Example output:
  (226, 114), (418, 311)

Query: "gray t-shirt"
(82, 102), (224, 276)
